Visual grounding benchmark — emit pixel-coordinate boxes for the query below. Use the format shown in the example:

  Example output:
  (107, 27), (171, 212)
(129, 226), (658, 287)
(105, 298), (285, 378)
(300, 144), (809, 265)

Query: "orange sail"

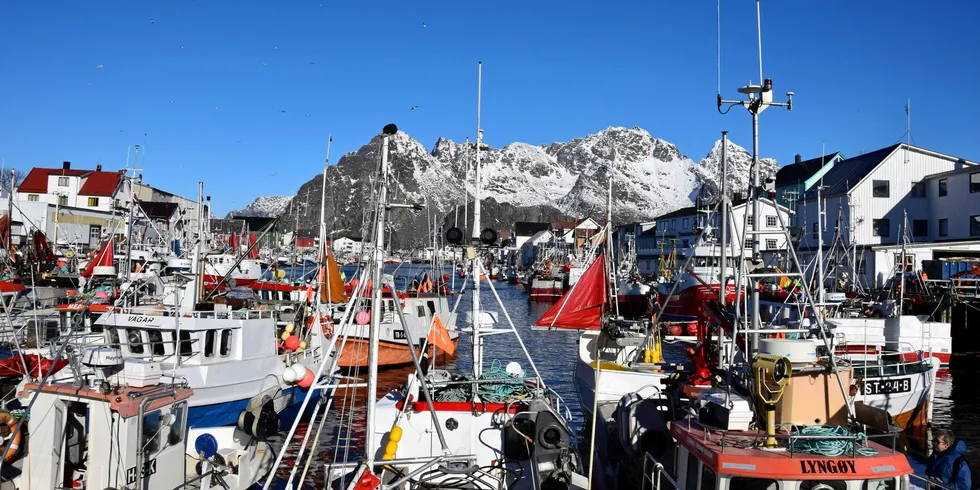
(81, 237), (114, 278)
(321, 250), (348, 304)
(534, 253), (607, 330)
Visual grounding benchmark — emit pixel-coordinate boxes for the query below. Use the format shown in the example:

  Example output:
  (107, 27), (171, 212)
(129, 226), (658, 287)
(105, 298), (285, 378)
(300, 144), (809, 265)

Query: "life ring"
(0, 411), (22, 462)
(305, 315), (334, 338)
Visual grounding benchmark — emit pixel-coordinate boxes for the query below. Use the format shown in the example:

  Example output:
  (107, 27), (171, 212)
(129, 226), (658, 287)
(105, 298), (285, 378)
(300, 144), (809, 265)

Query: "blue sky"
(1, 1), (978, 215)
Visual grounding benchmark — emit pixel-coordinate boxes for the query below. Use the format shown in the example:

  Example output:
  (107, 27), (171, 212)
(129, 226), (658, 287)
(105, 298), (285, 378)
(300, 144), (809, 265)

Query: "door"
(88, 225), (102, 249)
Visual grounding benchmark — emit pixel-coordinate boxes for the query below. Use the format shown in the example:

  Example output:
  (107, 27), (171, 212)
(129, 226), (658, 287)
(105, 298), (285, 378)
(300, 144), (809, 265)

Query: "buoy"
(297, 368), (314, 388)
(290, 364), (307, 380)
(280, 332), (290, 341)
(355, 311), (370, 325)
(300, 341), (308, 349)
(0, 412), (20, 462)
(285, 323), (295, 333)
(283, 367), (298, 383)
(382, 426), (403, 460)
(285, 336), (301, 350)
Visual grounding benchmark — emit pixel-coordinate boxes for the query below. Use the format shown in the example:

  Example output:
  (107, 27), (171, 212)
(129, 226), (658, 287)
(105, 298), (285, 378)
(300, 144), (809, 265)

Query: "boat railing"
(548, 386), (575, 426)
(111, 308), (276, 321)
(710, 428), (902, 456)
(909, 472), (954, 490)
(643, 453), (681, 490)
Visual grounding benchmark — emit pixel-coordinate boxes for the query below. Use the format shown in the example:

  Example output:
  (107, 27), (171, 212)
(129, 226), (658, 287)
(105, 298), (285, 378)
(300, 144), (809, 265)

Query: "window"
(671, 219), (676, 230)
(939, 218), (948, 237)
(939, 178), (948, 197)
(426, 301), (436, 316)
(167, 403), (187, 446)
(178, 331), (193, 357)
(872, 219), (890, 237)
(812, 222), (818, 239)
(58, 176), (69, 186)
(204, 330), (216, 357)
(873, 180), (890, 198)
(219, 329), (232, 356)
(801, 482), (846, 490)
(57, 195), (68, 206)
(142, 410), (161, 454)
(971, 172), (980, 193)
(147, 330), (165, 356)
(972, 215), (980, 237)
(27, 194), (38, 202)
(912, 219), (928, 237)
(87, 197), (99, 207)
(682, 218), (689, 229)
(700, 464), (716, 490)
(863, 478), (897, 490)
(685, 452), (699, 490)
(744, 239), (754, 248)
(747, 215), (754, 226)
(911, 181), (926, 198)
(766, 215), (777, 228)
(729, 478), (779, 490)
(766, 239), (777, 249)
(127, 329), (144, 354)
(416, 305), (426, 317)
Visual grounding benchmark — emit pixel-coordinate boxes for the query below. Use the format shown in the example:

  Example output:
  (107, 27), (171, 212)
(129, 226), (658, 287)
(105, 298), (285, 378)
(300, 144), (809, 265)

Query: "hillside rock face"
(268, 126), (777, 247)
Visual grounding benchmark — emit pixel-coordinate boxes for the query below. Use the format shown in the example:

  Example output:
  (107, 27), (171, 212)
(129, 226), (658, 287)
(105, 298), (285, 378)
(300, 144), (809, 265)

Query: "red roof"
(78, 171), (123, 197)
(18, 168), (89, 193)
(18, 168), (122, 197)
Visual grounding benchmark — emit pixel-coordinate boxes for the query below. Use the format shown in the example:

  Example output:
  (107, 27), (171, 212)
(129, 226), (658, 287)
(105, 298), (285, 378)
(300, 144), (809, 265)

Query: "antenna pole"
(471, 61), (484, 379)
(817, 143), (826, 305)
(756, 0), (764, 86)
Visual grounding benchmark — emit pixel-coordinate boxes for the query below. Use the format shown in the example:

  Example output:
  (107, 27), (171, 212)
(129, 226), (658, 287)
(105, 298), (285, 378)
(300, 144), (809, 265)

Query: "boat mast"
(816, 144), (826, 304)
(719, 131), (729, 307)
(365, 125), (396, 468)
(471, 61), (484, 379)
(125, 145), (140, 281)
(319, 136), (333, 309)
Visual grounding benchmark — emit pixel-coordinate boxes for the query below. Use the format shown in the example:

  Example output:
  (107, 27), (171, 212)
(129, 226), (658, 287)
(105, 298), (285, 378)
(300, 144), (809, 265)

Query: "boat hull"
(335, 337), (457, 368)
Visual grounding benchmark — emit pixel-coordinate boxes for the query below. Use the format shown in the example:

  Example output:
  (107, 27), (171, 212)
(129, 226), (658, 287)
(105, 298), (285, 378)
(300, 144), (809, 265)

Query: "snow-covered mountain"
(278, 126), (777, 246)
(226, 195), (293, 218)
(691, 139), (778, 203)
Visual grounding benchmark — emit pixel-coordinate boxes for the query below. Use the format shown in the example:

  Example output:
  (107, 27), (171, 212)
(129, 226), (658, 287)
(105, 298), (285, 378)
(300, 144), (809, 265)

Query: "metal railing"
(643, 453), (681, 490)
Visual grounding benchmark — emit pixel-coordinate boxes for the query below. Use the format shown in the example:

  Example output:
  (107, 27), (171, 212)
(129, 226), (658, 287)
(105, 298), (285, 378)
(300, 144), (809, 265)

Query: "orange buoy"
(0, 412), (21, 462)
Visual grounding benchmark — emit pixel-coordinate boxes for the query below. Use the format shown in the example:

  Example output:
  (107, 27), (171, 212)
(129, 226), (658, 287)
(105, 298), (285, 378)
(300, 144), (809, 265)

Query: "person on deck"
(927, 428), (972, 490)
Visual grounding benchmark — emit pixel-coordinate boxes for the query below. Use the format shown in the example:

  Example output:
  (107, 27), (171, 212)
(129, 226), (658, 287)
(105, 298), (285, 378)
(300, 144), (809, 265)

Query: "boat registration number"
(864, 378), (911, 395)
(393, 329), (406, 340)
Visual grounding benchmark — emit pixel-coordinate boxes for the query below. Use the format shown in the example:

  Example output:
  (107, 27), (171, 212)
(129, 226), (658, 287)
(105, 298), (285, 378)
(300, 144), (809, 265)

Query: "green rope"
(782, 425), (879, 457)
(434, 360), (532, 403)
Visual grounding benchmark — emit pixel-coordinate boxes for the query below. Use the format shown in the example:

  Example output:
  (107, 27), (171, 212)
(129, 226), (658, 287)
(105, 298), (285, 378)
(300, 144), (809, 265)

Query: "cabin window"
(127, 329), (144, 354)
(862, 478), (897, 490)
(939, 178), (948, 197)
(700, 464), (716, 490)
(427, 301), (436, 316)
(873, 180), (890, 198)
(204, 330), (216, 358)
(178, 331), (193, 357)
(219, 329), (232, 356)
(729, 478), (779, 490)
(106, 328), (120, 349)
(800, 482), (846, 490)
(685, 452), (699, 490)
(147, 330), (165, 356)
(416, 305), (426, 318)
(167, 403), (187, 446)
(142, 410), (161, 454)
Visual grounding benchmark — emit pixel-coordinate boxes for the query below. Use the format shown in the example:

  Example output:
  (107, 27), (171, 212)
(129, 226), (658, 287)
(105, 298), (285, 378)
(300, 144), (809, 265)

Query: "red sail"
(81, 237), (114, 278)
(534, 253), (607, 330)
(228, 233), (239, 250)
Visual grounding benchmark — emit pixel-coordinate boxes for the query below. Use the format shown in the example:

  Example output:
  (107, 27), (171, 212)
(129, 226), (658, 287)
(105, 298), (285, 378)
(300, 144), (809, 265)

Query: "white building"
(17, 162), (126, 213)
(796, 143), (978, 287)
(333, 236), (363, 257)
(653, 198), (793, 256)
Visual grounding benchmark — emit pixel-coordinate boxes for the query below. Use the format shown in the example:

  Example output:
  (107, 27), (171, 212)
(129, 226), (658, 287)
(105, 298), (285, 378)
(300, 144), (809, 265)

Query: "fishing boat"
(4, 347), (273, 489)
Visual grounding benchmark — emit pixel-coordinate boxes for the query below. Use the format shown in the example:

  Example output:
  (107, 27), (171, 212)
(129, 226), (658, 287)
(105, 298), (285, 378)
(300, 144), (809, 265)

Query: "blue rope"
(783, 425), (879, 457)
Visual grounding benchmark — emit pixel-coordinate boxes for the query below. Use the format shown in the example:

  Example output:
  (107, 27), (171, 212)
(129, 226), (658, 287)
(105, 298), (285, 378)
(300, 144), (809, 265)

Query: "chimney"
(95, 163), (102, 172)
(62, 161), (71, 170)
(794, 154), (802, 164)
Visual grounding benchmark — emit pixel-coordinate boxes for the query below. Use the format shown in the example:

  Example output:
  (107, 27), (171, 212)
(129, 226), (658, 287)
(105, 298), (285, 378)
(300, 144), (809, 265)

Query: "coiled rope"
(783, 425), (879, 457)
(435, 360), (531, 403)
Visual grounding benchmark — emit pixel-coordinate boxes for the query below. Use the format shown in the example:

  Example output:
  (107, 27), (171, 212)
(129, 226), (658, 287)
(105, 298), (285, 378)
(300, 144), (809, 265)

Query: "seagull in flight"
(149, 18), (155, 23)
(281, 110), (287, 114)
(96, 64), (103, 69)
(305, 114), (311, 117)
(410, 105), (419, 111)
(118, 129), (124, 132)
(421, 22), (427, 28)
